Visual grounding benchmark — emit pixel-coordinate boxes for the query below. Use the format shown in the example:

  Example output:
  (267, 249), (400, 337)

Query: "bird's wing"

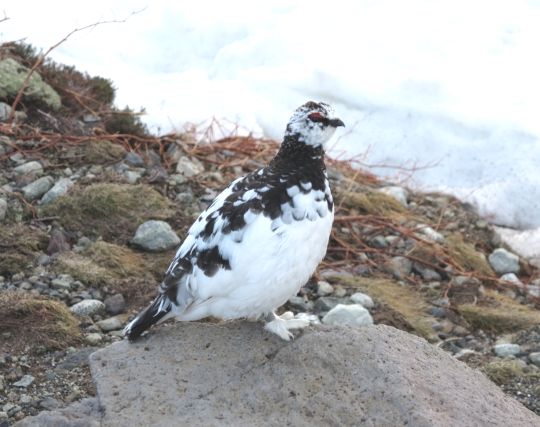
(158, 167), (281, 307)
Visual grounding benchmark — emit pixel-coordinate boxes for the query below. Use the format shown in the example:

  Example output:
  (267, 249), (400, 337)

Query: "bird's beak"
(328, 118), (345, 128)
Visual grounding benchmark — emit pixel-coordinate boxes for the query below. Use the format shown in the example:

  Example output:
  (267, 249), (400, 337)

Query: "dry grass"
(0, 292), (81, 353)
(483, 360), (526, 385)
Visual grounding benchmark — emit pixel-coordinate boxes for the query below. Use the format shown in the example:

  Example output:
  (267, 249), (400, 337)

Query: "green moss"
(82, 140), (126, 164)
(104, 106), (148, 136)
(446, 234), (494, 276)
(0, 224), (48, 276)
(0, 293), (81, 352)
(458, 292), (540, 333)
(41, 183), (173, 242)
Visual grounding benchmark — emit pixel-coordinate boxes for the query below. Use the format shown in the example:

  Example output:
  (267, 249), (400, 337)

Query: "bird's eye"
(308, 112), (325, 122)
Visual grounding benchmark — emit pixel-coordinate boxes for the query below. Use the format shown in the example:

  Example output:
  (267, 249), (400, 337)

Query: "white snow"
(2, 0), (540, 255)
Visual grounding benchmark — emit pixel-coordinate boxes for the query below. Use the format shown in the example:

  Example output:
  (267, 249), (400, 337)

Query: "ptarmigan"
(124, 101), (344, 341)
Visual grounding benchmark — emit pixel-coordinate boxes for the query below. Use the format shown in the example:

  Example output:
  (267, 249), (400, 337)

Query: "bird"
(123, 101), (345, 341)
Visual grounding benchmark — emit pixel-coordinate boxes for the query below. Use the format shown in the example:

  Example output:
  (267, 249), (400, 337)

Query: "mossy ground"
(41, 183), (174, 242)
(458, 291), (540, 333)
(78, 139), (126, 164)
(0, 224), (48, 277)
(0, 292), (82, 353)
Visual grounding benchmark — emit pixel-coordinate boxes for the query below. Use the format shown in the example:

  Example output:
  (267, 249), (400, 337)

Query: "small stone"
(39, 397), (60, 410)
(500, 273), (522, 285)
(13, 160), (42, 175)
(124, 170), (142, 184)
(379, 186), (408, 207)
(488, 248), (520, 274)
(96, 316), (124, 332)
(314, 297), (343, 312)
(350, 292), (374, 309)
(124, 152), (145, 167)
(0, 102), (11, 121)
(19, 394), (32, 404)
(85, 333), (103, 345)
(428, 307), (447, 318)
(416, 225), (445, 243)
(413, 263), (442, 281)
(104, 294), (126, 315)
(333, 286), (347, 298)
(37, 254), (50, 266)
(51, 274), (74, 290)
(529, 352), (540, 367)
(70, 299), (105, 317)
(493, 343), (521, 357)
(322, 304), (373, 326)
(131, 220), (180, 252)
(371, 235), (388, 248)
(176, 156), (204, 177)
(40, 178), (74, 204)
(316, 281), (334, 296)
(13, 374), (34, 388)
(4, 403), (21, 417)
(0, 411), (7, 421)
(287, 296), (314, 312)
(384, 256), (412, 280)
(21, 175), (54, 200)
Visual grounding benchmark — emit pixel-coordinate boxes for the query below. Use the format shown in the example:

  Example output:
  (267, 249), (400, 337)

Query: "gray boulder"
(89, 322), (539, 427)
(0, 58), (61, 110)
(22, 176), (54, 200)
(131, 220), (180, 252)
(489, 248), (520, 274)
(322, 303), (373, 326)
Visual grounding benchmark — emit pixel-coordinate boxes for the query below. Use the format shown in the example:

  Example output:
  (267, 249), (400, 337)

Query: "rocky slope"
(0, 43), (539, 425)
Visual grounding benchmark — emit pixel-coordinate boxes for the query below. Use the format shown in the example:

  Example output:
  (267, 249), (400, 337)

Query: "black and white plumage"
(124, 101), (344, 341)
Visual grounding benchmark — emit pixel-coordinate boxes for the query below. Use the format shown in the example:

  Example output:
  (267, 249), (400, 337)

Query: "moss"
(0, 292), (81, 353)
(446, 234), (494, 276)
(458, 292), (540, 333)
(41, 183), (174, 242)
(339, 190), (406, 218)
(0, 224), (48, 276)
(81, 140), (126, 164)
(328, 275), (437, 340)
(104, 106), (148, 136)
(483, 360), (525, 385)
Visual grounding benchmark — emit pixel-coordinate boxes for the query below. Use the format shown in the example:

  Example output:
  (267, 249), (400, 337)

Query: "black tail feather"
(123, 295), (172, 341)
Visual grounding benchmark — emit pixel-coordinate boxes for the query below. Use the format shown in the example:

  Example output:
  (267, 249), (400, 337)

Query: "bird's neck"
(270, 134), (326, 172)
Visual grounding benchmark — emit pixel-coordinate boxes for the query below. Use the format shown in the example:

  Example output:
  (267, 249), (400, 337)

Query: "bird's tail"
(123, 294), (172, 341)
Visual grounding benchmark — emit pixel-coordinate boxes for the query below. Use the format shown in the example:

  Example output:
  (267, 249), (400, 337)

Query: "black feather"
(124, 294), (171, 341)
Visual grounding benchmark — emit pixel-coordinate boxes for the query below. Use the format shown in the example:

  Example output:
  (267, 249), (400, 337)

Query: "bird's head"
(285, 101), (345, 148)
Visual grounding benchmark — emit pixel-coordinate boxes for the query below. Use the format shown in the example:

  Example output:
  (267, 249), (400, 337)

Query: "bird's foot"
(264, 311), (310, 341)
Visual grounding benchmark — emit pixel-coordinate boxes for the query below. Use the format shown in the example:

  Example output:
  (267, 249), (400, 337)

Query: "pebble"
(488, 248), (520, 274)
(322, 304), (373, 327)
(13, 161), (42, 175)
(85, 333), (103, 345)
(529, 352), (540, 367)
(287, 296), (314, 312)
(69, 299), (106, 317)
(384, 256), (412, 280)
(416, 225), (445, 243)
(379, 186), (409, 207)
(131, 220), (181, 252)
(316, 281), (334, 296)
(96, 316), (124, 332)
(371, 235), (388, 248)
(0, 198), (7, 221)
(50, 274), (74, 290)
(39, 397), (60, 411)
(413, 263), (442, 281)
(124, 170), (142, 184)
(21, 175), (54, 200)
(13, 374), (34, 388)
(40, 178), (74, 204)
(350, 292), (374, 309)
(500, 273), (522, 285)
(176, 156), (204, 177)
(124, 152), (145, 167)
(104, 294), (126, 315)
(314, 297), (343, 312)
(493, 343), (521, 357)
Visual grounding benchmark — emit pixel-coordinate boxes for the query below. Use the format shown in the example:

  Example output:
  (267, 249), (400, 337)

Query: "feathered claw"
(264, 311), (310, 341)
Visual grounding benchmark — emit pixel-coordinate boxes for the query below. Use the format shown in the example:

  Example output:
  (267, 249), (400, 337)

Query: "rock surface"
(131, 220), (180, 251)
(89, 322), (539, 427)
(13, 398), (100, 427)
(489, 248), (520, 274)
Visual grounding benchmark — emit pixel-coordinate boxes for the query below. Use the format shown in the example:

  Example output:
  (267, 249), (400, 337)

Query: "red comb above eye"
(308, 112), (324, 121)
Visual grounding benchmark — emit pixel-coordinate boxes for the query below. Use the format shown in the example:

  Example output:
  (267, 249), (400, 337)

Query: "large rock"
(89, 322), (538, 427)
(0, 58), (61, 110)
